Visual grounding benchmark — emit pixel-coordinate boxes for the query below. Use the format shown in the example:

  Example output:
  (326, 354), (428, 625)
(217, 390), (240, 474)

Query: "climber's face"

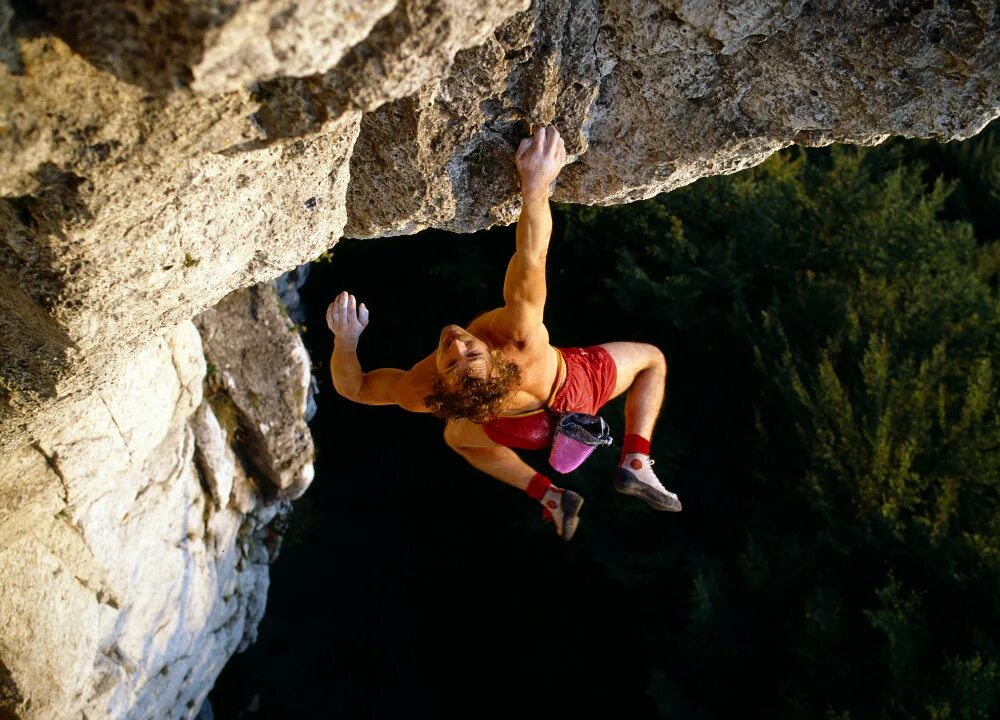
(436, 325), (491, 382)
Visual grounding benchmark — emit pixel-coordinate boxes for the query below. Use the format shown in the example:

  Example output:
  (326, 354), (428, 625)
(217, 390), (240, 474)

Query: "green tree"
(554, 132), (1000, 719)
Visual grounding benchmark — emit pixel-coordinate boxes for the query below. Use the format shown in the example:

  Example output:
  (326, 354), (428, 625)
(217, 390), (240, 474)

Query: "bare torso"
(402, 308), (560, 416)
(467, 310), (560, 415)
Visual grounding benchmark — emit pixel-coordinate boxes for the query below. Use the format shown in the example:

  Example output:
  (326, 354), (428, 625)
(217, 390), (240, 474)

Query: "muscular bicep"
(352, 368), (406, 405)
(356, 357), (435, 413)
(502, 252), (546, 312)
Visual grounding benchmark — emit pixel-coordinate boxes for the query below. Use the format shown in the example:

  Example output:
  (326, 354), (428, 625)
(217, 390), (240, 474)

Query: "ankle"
(621, 433), (651, 464)
(525, 472), (552, 501)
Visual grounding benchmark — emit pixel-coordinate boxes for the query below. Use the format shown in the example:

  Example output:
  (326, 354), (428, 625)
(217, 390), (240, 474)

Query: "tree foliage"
(553, 124), (1000, 719)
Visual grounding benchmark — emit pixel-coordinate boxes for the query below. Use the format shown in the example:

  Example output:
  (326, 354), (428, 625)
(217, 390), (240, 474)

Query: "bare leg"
(598, 342), (679, 511)
(598, 342), (667, 440)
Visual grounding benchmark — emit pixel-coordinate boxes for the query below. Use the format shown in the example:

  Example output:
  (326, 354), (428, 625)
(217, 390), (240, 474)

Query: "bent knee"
(648, 344), (667, 373)
(640, 343), (667, 367)
(630, 342), (666, 373)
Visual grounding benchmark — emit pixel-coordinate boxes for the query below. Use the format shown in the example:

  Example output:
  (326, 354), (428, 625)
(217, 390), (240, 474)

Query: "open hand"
(326, 291), (369, 350)
(515, 125), (566, 196)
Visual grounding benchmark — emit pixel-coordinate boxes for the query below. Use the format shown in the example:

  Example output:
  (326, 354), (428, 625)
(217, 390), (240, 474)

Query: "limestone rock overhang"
(1, 0), (998, 453)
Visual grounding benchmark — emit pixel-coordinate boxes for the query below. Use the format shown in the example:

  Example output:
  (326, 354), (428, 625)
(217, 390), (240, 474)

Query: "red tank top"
(482, 349), (565, 450)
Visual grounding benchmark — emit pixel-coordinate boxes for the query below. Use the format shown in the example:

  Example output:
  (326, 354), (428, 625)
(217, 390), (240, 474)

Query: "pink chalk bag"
(548, 412), (613, 474)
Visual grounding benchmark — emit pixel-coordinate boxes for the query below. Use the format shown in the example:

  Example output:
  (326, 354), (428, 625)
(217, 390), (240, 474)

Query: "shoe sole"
(560, 491), (584, 541)
(614, 470), (682, 512)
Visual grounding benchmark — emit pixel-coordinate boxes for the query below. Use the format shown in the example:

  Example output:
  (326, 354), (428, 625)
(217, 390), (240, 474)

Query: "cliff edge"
(1, 1), (997, 718)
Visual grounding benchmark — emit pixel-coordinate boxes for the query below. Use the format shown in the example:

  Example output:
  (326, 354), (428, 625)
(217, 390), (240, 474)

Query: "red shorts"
(483, 346), (618, 450)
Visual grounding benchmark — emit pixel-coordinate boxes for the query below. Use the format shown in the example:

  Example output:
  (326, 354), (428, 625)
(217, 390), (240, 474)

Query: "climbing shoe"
(541, 487), (584, 540)
(615, 454), (682, 511)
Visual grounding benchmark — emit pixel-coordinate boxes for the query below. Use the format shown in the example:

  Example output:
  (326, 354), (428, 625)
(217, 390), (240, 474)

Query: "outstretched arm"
(326, 291), (433, 412)
(492, 126), (567, 341)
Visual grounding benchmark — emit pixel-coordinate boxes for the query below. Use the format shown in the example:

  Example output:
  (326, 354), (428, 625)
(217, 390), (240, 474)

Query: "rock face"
(0, 33), (360, 453)
(0, 285), (314, 720)
(195, 283), (316, 502)
(3, 0), (998, 454)
(0, 1), (997, 718)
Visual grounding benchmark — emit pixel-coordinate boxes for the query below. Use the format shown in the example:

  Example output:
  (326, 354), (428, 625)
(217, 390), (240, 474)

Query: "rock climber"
(326, 125), (680, 540)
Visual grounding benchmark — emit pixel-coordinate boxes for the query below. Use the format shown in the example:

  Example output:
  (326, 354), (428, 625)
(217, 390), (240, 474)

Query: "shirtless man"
(326, 126), (681, 540)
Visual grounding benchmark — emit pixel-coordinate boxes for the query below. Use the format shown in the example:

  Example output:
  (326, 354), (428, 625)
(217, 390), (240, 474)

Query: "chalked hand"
(326, 291), (369, 351)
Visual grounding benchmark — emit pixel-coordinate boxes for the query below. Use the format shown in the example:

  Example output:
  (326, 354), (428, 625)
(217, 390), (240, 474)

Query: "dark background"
(213, 221), (683, 719)
(211, 124), (1000, 720)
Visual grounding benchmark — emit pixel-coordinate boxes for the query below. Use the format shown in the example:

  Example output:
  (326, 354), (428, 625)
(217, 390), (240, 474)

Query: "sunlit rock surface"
(0, 32), (360, 452)
(1, 0), (998, 718)
(0, 288), (312, 720)
(2, 0), (998, 451)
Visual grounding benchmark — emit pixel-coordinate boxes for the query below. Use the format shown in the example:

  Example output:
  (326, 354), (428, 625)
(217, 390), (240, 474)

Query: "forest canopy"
(550, 128), (1000, 718)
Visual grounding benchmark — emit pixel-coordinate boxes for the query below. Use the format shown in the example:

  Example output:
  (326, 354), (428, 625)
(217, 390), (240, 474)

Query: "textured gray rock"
(346, 0), (1000, 234)
(195, 283), (316, 502)
(251, 0), (530, 137)
(2, 1), (997, 456)
(0, 322), (250, 720)
(0, 30), (359, 452)
(0, 286), (314, 719)
(192, 0), (399, 94)
(20, 0), (396, 93)
(0, 2), (998, 719)
(0, 0), (16, 74)
(273, 265), (320, 421)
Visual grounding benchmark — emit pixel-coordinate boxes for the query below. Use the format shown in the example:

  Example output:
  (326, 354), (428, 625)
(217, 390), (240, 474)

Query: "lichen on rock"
(0, 1), (998, 718)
